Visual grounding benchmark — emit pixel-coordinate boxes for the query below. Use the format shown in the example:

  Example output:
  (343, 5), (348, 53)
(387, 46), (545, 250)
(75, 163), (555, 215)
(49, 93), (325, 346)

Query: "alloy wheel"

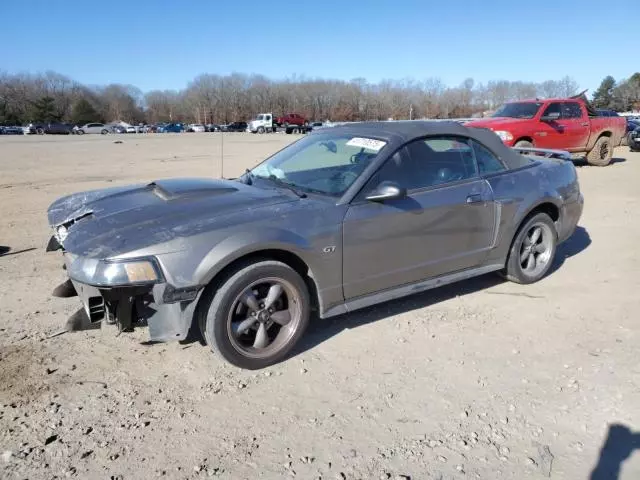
(519, 222), (553, 278)
(226, 277), (302, 359)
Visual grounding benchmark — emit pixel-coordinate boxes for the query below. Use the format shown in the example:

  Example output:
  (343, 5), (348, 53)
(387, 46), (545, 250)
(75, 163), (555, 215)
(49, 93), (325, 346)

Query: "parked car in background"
(109, 125), (127, 134)
(465, 95), (626, 166)
(628, 125), (640, 152)
(28, 122), (74, 135)
(75, 123), (110, 135)
(187, 124), (206, 133)
(157, 123), (185, 133)
(205, 124), (220, 132)
(0, 125), (25, 135)
(221, 121), (248, 132)
(46, 121), (583, 369)
(275, 113), (308, 128)
(625, 117), (640, 133)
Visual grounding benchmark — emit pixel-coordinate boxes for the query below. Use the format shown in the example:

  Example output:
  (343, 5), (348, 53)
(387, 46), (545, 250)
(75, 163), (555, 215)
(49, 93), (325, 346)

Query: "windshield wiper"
(258, 174), (307, 198)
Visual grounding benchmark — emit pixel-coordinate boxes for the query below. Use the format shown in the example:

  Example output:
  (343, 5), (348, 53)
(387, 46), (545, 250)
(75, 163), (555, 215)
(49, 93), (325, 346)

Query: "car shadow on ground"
(548, 225), (591, 275)
(293, 225), (591, 357)
(590, 423), (640, 480)
(574, 157), (626, 167)
(0, 246), (37, 257)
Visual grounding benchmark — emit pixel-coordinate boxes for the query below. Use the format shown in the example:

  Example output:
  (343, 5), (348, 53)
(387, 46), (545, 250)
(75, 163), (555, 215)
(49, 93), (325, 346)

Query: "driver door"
(342, 136), (496, 300)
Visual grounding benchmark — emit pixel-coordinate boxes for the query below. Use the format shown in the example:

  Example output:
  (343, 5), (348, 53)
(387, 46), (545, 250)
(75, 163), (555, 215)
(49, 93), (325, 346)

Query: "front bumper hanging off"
(48, 237), (203, 342)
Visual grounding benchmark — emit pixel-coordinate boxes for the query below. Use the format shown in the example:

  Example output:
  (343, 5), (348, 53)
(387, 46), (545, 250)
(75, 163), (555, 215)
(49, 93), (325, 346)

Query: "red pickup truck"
(275, 113), (308, 128)
(466, 97), (626, 166)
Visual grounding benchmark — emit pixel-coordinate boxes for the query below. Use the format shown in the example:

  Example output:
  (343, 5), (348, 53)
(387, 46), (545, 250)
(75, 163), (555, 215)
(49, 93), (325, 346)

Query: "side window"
(373, 136), (477, 192)
(542, 102), (561, 118)
(561, 103), (582, 119)
(471, 140), (506, 174)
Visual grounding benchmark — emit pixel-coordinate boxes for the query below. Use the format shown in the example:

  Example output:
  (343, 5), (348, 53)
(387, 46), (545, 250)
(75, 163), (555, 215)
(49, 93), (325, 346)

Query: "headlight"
(493, 130), (514, 142)
(67, 256), (162, 287)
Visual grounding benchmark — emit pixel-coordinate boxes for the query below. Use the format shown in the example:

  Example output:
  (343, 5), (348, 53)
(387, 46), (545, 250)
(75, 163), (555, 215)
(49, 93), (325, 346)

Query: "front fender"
(193, 227), (314, 286)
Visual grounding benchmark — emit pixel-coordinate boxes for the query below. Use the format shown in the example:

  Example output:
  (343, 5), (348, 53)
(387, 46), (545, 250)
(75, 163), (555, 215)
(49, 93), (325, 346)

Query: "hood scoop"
(149, 178), (238, 201)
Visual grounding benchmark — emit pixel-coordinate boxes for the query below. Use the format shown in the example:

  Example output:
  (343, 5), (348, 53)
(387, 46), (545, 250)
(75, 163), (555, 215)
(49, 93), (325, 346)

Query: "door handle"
(581, 122), (589, 127)
(466, 194), (483, 204)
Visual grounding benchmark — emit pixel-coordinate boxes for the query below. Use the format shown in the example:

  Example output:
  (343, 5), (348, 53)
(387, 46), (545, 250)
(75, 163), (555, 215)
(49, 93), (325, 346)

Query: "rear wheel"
(36, 127), (45, 135)
(586, 136), (613, 166)
(101, 129), (109, 135)
(503, 212), (557, 284)
(201, 260), (310, 370)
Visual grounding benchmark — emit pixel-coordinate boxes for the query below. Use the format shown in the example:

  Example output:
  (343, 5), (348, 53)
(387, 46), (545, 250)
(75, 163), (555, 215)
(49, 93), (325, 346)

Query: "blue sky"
(0, 0), (630, 94)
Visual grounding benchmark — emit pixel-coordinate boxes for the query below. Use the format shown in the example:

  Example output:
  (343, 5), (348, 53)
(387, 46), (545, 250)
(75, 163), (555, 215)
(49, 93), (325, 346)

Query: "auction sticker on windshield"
(346, 137), (387, 152)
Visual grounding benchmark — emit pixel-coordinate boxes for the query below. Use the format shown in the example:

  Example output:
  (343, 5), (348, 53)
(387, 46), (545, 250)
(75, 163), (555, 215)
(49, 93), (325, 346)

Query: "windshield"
(492, 102), (542, 119)
(249, 133), (388, 196)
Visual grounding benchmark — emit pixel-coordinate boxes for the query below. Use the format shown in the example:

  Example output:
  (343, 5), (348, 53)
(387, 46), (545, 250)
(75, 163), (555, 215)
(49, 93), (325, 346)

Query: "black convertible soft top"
(319, 120), (532, 170)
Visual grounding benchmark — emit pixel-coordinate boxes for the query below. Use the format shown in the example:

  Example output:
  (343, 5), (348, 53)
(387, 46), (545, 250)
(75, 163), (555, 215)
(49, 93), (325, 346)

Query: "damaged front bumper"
(49, 239), (203, 342)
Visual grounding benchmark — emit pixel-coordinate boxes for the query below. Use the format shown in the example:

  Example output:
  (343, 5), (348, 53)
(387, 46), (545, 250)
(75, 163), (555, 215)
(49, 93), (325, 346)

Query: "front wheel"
(514, 140), (533, 148)
(101, 129), (109, 135)
(201, 260), (310, 370)
(36, 127), (45, 135)
(76, 130), (85, 135)
(257, 126), (265, 134)
(503, 212), (557, 284)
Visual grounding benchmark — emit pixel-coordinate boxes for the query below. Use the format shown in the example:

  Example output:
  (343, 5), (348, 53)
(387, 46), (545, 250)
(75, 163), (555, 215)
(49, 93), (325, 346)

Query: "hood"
(47, 177), (296, 257)
(465, 117), (532, 129)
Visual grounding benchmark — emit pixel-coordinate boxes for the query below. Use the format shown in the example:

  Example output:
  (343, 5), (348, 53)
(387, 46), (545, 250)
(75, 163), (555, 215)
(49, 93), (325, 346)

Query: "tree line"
(591, 74), (640, 112)
(0, 70), (591, 126)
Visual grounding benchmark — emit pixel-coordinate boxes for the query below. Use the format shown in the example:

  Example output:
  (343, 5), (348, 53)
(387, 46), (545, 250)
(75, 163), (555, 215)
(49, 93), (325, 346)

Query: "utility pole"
(409, 104), (413, 120)
(220, 78), (224, 179)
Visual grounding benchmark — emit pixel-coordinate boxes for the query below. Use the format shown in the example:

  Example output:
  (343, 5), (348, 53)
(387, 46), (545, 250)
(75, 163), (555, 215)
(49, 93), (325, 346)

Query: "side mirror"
(540, 112), (560, 121)
(365, 182), (406, 202)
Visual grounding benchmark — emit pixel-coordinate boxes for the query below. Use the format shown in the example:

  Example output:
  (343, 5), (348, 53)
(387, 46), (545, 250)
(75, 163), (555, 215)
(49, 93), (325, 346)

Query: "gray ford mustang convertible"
(46, 121), (584, 369)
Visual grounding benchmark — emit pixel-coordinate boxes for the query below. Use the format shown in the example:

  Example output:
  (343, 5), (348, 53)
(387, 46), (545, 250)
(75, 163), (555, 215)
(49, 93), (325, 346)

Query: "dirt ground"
(1, 132), (639, 480)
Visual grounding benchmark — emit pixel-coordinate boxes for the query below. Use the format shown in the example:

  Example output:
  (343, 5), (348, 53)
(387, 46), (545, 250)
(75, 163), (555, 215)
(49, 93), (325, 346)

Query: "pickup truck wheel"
(202, 260), (310, 370)
(514, 140), (533, 148)
(586, 136), (613, 166)
(502, 212), (557, 284)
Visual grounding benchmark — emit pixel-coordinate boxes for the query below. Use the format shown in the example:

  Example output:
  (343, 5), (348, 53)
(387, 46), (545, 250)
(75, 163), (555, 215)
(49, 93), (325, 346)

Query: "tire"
(201, 260), (310, 370)
(76, 129), (85, 135)
(514, 140), (533, 148)
(101, 129), (109, 135)
(36, 127), (45, 135)
(285, 128), (292, 134)
(257, 126), (265, 134)
(503, 212), (557, 284)
(586, 136), (613, 166)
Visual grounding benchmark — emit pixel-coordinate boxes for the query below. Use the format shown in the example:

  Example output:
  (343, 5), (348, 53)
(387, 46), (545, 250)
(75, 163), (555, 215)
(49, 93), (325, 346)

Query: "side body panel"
(342, 179), (496, 299)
